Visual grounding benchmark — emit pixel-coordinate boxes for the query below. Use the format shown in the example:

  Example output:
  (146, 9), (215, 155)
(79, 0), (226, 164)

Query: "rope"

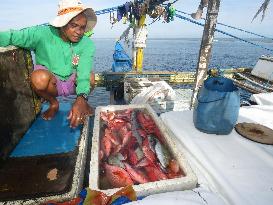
(162, 0), (180, 6)
(236, 73), (273, 91)
(39, 4), (272, 53)
(95, 7), (118, 15)
(175, 13), (273, 53)
(95, 6), (273, 41)
(176, 10), (273, 40)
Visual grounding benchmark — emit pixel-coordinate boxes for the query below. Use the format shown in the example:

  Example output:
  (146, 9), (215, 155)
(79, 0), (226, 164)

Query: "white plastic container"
(89, 104), (197, 197)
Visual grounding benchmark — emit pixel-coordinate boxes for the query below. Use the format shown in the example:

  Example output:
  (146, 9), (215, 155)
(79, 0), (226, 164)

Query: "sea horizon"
(92, 37), (273, 42)
(93, 38), (272, 73)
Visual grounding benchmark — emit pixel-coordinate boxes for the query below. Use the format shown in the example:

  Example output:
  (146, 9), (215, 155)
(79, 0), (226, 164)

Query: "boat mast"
(190, 0), (221, 109)
(132, 0), (169, 72)
(132, 15), (147, 72)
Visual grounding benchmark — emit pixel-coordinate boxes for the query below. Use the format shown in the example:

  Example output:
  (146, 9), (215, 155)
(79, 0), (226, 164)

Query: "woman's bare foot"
(42, 101), (59, 120)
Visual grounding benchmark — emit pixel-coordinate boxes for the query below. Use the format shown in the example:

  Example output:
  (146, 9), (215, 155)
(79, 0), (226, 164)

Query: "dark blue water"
(93, 38), (273, 72)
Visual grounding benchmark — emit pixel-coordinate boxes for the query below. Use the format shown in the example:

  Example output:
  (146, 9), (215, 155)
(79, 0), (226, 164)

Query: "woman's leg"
(30, 69), (59, 120)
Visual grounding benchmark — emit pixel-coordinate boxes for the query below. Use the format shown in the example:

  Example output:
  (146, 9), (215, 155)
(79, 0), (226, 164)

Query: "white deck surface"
(128, 105), (273, 205)
(250, 92), (273, 105)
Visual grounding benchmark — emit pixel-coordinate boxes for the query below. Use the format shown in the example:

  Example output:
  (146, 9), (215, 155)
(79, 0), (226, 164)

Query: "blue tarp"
(112, 41), (132, 72)
(11, 101), (81, 157)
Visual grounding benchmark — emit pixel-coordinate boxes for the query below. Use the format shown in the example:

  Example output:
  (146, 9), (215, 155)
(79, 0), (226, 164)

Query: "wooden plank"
(95, 68), (248, 87)
(190, 0), (221, 108)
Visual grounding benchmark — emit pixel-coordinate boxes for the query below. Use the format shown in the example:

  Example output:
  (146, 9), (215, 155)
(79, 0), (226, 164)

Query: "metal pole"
(190, 0), (221, 109)
(133, 15), (146, 73)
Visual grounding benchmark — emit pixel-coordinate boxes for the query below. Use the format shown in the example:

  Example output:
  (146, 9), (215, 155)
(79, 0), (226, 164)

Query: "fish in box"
(89, 104), (197, 196)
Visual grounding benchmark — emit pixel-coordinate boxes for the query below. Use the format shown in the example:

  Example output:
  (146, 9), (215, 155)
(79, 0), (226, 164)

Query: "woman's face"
(60, 13), (87, 43)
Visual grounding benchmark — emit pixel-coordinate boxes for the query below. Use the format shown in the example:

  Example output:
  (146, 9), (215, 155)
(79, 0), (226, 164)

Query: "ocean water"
(93, 38), (273, 72)
(92, 38), (272, 102)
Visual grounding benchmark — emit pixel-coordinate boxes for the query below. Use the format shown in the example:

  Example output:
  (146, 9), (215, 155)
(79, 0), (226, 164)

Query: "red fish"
(167, 159), (185, 179)
(124, 108), (133, 114)
(153, 127), (165, 144)
(168, 159), (180, 174)
(119, 126), (132, 147)
(114, 112), (132, 122)
(136, 111), (157, 134)
(100, 112), (109, 122)
(112, 144), (122, 155)
(105, 164), (133, 188)
(135, 157), (151, 168)
(127, 136), (137, 149)
(126, 122), (132, 130)
(144, 165), (168, 182)
(113, 118), (127, 124)
(99, 150), (104, 161)
(137, 128), (147, 139)
(128, 148), (139, 165)
(105, 128), (121, 145)
(109, 121), (127, 132)
(101, 136), (112, 157)
(167, 171), (184, 179)
(124, 163), (149, 184)
(108, 112), (115, 120)
(100, 111), (115, 122)
(136, 112), (152, 127)
(142, 137), (156, 163)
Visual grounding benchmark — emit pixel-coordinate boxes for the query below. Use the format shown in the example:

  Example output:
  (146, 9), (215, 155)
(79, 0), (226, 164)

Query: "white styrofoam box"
(89, 104), (197, 197)
(150, 100), (190, 114)
(150, 89), (192, 114)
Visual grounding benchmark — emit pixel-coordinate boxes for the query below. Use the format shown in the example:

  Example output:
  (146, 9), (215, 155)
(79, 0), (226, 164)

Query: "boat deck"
(0, 83), (257, 204)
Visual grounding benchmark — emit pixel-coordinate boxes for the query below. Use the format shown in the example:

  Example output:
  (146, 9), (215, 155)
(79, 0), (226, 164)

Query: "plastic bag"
(131, 81), (176, 104)
(193, 76), (240, 135)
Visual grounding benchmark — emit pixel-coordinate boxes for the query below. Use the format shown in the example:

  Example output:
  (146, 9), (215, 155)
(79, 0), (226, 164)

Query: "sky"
(0, 0), (273, 39)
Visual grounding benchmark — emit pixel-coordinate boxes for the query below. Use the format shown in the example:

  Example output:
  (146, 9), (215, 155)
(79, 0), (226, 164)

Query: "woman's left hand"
(67, 96), (94, 128)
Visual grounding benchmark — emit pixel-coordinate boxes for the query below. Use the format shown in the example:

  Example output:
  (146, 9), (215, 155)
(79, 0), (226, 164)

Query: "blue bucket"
(193, 77), (240, 135)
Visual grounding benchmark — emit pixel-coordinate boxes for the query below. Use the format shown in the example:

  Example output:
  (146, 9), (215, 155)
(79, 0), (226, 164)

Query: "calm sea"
(91, 38), (272, 103)
(93, 38), (273, 72)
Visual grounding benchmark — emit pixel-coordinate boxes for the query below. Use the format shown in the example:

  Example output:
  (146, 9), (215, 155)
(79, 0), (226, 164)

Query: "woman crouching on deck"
(0, 0), (97, 128)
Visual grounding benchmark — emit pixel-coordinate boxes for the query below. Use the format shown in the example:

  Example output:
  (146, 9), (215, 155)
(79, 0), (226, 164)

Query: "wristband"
(77, 93), (88, 101)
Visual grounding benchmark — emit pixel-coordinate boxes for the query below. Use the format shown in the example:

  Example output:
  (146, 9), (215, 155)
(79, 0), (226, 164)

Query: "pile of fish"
(99, 108), (184, 189)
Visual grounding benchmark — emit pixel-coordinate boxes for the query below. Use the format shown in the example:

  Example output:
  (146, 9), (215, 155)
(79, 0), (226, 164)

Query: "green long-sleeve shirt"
(0, 25), (95, 95)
